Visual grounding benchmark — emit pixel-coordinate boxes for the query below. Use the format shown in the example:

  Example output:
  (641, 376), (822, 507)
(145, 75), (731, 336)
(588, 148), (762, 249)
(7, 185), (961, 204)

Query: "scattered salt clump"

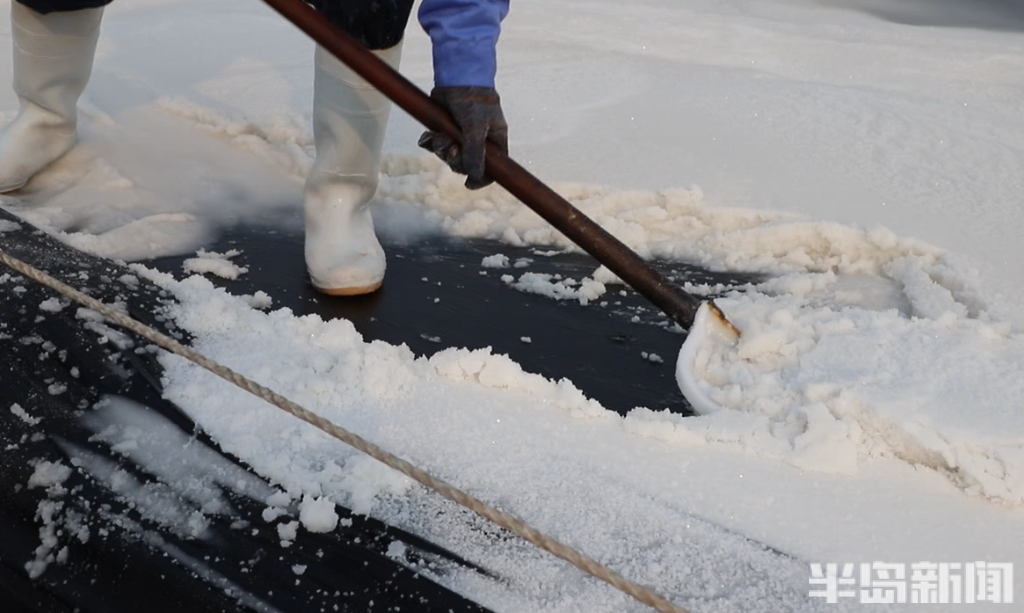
(481, 254), (510, 268)
(183, 249), (248, 280)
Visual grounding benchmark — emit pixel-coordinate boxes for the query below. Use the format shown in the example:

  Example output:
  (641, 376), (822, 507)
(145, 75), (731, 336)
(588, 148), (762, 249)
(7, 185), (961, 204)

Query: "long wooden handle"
(261, 0), (702, 328)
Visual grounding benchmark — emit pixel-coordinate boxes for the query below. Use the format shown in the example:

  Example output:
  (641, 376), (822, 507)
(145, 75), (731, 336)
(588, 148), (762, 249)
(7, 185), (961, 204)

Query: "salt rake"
(259, 0), (741, 355)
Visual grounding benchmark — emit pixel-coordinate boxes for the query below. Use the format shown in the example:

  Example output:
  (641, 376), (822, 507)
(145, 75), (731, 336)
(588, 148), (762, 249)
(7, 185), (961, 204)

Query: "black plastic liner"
(147, 216), (760, 416)
(0, 209), (490, 613)
(1, 207), (757, 613)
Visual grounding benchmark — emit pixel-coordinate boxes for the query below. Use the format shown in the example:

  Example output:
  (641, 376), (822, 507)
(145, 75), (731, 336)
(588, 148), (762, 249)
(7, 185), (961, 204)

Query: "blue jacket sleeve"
(418, 0), (510, 88)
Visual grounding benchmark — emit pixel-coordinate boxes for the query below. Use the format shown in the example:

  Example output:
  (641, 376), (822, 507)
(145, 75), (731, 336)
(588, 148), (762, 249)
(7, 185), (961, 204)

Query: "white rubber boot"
(0, 3), (104, 193)
(304, 43), (401, 295)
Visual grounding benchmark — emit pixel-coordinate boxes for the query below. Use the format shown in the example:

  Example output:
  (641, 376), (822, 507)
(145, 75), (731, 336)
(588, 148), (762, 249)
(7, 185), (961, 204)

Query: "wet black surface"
(0, 209), (490, 613)
(149, 219), (761, 417)
(0, 206), (760, 613)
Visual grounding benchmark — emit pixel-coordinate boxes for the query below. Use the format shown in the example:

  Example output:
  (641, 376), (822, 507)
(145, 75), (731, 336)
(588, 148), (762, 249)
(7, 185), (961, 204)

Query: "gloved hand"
(418, 86), (508, 190)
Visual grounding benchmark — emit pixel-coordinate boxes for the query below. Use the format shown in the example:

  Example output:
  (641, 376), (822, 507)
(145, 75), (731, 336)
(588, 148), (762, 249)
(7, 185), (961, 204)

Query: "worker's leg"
(0, 1), (107, 192)
(303, 0), (413, 295)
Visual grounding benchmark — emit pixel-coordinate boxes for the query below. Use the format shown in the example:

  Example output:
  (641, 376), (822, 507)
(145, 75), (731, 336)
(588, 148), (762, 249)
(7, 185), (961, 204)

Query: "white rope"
(0, 247), (692, 613)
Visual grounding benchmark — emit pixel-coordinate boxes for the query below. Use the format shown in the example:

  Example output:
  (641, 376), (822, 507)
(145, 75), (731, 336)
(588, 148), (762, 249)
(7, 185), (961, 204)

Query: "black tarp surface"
(1, 208), (756, 612)
(0, 210), (491, 613)
(147, 217), (760, 416)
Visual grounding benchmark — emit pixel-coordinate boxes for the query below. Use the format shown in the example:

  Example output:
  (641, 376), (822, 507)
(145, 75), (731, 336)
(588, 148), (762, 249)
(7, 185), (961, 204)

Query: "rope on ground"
(0, 247), (693, 613)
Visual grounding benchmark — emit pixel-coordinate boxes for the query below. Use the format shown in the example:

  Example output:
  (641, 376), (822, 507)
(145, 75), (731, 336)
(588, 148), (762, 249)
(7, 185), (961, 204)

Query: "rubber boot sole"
(316, 280), (383, 296)
(0, 179), (29, 194)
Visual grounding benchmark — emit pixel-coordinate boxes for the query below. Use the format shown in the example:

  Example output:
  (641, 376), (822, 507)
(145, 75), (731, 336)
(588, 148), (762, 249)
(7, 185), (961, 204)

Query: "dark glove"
(418, 86), (508, 190)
